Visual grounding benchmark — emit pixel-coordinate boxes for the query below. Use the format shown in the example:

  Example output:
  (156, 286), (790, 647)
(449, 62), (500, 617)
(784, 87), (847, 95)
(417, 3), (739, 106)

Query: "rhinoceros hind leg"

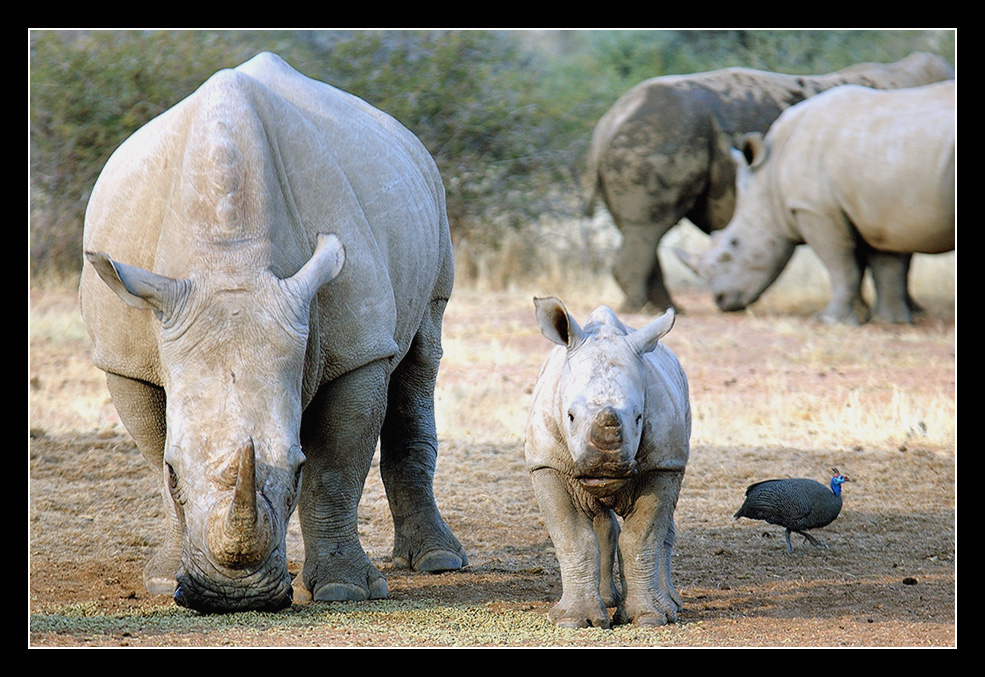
(381, 298), (467, 572)
(868, 251), (917, 324)
(613, 221), (677, 314)
(104, 373), (181, 596)
(594, 510), (622, 608)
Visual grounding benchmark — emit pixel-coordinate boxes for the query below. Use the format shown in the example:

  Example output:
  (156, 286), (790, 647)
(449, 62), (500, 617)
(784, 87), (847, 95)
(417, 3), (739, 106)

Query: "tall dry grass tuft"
(29, 284), (124, 437)
(447, 216), (956, 453)
(29, 215), (955, 455)
(454, 213), (956, 321)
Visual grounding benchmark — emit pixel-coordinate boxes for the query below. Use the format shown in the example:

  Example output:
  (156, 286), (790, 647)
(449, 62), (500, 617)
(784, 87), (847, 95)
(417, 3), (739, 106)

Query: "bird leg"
(799, 531), (828, 549)
(785, 529), (828, 553)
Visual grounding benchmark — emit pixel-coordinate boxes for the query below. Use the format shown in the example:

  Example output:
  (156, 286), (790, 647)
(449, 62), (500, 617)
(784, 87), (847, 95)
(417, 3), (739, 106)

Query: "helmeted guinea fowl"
(734, 469), (851, 553)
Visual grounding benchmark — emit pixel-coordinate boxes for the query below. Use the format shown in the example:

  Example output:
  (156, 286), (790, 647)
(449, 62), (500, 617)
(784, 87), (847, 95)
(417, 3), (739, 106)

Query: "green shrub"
(29, 29), (954, 283)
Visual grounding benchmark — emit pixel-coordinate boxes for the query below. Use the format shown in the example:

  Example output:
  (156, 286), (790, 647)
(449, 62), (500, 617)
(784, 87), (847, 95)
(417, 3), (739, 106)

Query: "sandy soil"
(28, 284), (956, 647)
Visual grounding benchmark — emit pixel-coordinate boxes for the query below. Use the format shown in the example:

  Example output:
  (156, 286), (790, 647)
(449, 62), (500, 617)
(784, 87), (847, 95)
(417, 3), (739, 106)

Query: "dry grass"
(29, 291), (121, 437)
(28, 219), (956, 647)
(441, 217), (956, 453)
(30, 218), (956, 452)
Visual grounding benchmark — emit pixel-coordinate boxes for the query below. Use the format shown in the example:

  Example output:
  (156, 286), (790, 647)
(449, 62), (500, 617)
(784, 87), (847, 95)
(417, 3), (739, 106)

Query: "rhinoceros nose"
(590, 406), (624, 450)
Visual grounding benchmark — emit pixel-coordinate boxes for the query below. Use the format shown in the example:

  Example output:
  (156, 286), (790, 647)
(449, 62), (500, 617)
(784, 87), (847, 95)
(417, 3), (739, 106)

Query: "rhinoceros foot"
(144, 574), (177, 596)
(313, 579), (388, 602)
(813, 307), (865, 326)
(395, 548), (467, 573)
(626, 611), (675, 627)
(392, 513), (468, 572)
(292, 550), (389, 604)
(615, 595), (679, 626)
(142, 544), (180, 596)
(291, 573), (388, 604)
(548, 598), (611, 629)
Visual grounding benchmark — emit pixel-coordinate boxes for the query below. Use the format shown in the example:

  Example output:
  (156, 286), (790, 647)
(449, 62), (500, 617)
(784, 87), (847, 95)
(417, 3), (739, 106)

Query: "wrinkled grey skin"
(583, 52), (955, 314)
(678, 81), (955, 325)
(524, 298), (690, 627)
(79, 52), (466, 613)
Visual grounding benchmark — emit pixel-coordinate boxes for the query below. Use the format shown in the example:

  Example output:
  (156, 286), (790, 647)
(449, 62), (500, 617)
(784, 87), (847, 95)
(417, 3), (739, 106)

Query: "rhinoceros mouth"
(174, 571), (294, 613)
(715, 292), (749, 312)
(173, 546), (294, 613)
(576, 475), (633, 497)
(175, 579), (293, 613)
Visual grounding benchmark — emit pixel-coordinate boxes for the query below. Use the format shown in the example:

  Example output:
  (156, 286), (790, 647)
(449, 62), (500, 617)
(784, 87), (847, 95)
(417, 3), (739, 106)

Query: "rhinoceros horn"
(590, 406), (624, 451)
(208, 437), (273, 568)
(673, 248), (703, 279)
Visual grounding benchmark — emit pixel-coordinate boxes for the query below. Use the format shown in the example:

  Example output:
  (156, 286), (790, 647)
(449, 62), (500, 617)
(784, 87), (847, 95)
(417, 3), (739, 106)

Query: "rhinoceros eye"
(166, 463), (186, 504)
(283, 460), (305, 510)
(294, 461), (305, 492)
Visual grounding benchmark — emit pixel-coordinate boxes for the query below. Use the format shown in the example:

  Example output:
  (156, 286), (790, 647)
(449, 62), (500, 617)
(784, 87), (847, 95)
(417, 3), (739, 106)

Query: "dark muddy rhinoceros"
(79, 52), (467, 613)
(678, 81), (955, 324)
(582, 52), (954, 313)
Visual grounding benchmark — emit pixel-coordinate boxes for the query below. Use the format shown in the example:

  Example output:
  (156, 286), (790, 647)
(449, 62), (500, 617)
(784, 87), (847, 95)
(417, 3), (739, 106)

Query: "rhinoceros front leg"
(614, 470), (684, 626)
(868, 251), (921, 324)
(104, 372), (181, 596)
(294, 360), (390, 603)
(530, 468), (612, 628)
(380, 298), (467, 572)
(798, 212), (869, 324)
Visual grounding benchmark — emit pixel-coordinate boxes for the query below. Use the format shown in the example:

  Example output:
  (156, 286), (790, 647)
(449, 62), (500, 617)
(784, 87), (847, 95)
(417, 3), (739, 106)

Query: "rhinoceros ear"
(534, 296), (585, 348)
(287, 233), (345, 301)
(628, 308), (675, 355)
(85, 251), (188, 318)
(738, 132), (768, 170)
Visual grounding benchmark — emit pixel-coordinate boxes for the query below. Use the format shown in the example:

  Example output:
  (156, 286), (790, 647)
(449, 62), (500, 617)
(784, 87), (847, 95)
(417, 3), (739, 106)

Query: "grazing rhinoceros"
(583, 52), (954, 314)
(677, 81), (955, 324)
(79, 52), (467, 613)
(524, 297), (690, 627)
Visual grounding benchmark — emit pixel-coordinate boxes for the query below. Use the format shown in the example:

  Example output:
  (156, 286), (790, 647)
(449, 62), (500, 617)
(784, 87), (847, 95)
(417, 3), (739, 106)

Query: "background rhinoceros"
(583, 52), (955, 314)
(524, 297), (690, 628)
(679, 80), (955, 325)
(79, 52), (467, 612)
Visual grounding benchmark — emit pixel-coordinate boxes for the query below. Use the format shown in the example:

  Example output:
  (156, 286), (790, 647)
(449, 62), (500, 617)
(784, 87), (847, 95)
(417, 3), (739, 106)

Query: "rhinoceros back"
(81, 52), (451, 389)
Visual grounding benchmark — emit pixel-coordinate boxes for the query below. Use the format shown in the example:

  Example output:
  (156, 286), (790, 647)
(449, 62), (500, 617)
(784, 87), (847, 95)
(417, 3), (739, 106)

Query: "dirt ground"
(28, 283), (957, 647)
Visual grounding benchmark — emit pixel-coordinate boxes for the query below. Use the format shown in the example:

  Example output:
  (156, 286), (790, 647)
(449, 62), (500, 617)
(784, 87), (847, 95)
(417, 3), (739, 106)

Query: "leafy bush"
(29, 29), (954, 282)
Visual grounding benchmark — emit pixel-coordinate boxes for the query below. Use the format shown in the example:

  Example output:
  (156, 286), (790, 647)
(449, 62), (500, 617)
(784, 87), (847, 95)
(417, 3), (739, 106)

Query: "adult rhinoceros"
(79, 52), (467, 613)
(678, 81), (955, 324)
(583, 52), (954, 314)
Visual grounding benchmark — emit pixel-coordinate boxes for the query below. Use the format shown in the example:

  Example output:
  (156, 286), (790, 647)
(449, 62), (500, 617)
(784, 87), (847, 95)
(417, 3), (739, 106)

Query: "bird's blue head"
(830, 469), (851, 495)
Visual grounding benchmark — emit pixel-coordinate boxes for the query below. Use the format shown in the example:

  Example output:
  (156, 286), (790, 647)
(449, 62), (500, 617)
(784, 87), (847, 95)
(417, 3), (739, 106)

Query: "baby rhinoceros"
(524, 297), (691, 628)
